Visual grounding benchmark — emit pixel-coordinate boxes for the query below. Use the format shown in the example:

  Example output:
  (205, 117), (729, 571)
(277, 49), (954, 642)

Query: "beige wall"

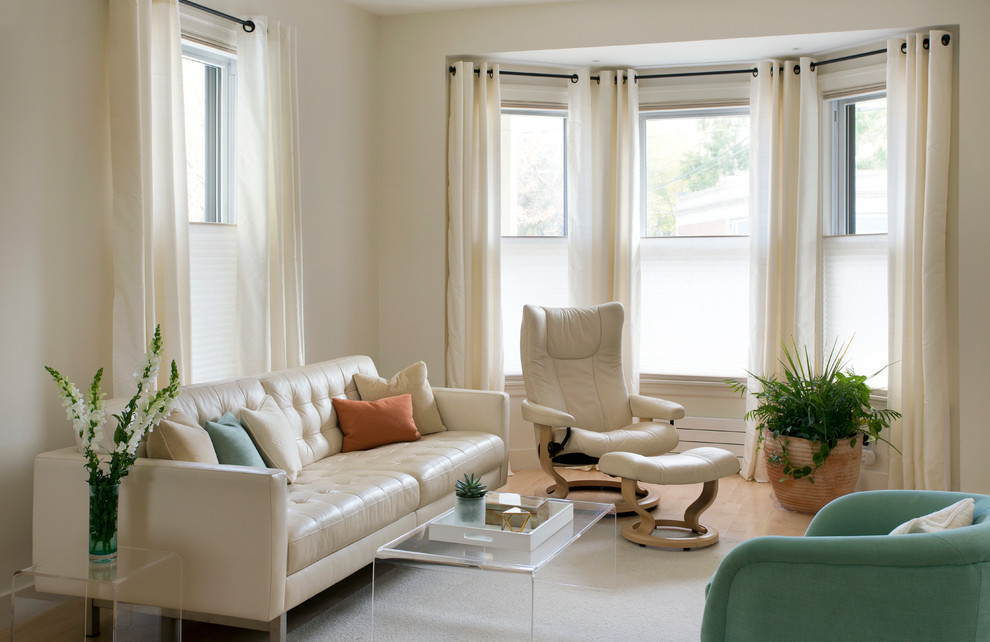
(0, 0), (380, 603)
(0, 0), (114, 608)
(376, 0), (990, 491)
(206, 0), (382, 363)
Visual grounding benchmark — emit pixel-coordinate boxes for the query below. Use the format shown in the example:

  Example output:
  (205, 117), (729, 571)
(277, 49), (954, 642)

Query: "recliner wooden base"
(538, 424), (660, 513)
(544, 476), (661, 514)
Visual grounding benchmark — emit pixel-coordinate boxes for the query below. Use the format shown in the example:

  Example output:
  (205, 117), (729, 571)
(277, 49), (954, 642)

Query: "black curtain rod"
(809, 47), (888, 71)
(450, 66), (580, 83)
(449, 44), (905, 83)
(178, 0), (255, 32)
(634, 68), (758, 81)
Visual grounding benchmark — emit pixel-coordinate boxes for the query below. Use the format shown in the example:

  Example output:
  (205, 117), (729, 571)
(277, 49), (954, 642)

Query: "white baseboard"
(509, 448), (539, 472)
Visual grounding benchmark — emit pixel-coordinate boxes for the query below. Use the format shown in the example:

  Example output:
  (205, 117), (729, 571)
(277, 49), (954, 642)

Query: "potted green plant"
(728, 340), (900, 513)
(454, 473), (488, 526)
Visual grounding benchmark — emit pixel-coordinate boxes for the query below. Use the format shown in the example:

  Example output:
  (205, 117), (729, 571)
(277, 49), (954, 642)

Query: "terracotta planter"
(763, 430), (863, 514)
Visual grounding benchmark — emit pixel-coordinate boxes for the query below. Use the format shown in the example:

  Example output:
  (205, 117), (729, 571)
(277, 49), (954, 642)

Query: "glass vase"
(454, 495), (487, 526)
(88, 481), (119, 563)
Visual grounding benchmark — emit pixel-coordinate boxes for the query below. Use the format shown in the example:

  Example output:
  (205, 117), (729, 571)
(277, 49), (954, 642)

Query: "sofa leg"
(160, 615), (179, 642)
(268, 613), (287, 642)
(85, 598), (100, 637)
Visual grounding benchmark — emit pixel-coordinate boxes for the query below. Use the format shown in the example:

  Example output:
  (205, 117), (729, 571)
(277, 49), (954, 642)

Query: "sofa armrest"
(433, 387), (509, 483)
(34, 448), (288, 623)
(433, 387), (508, 438)
(702, 525), (990, 641)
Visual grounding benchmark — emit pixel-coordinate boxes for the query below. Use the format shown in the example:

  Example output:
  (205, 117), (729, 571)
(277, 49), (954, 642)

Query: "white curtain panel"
(446, 62), (504, 391)
(108, 0), (191, 393)
(886, 32), (953, 490)
(567, 70), (642, 393)
(741, 59), (821, 481)
(236, 19), (306, 377)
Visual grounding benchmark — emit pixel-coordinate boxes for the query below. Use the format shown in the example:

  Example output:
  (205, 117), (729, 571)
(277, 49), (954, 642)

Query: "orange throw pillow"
(332, 393), (421, 452)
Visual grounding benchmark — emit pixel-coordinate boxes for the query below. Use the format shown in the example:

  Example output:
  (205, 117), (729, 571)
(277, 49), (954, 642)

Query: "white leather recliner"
(520, 302), (685, 511)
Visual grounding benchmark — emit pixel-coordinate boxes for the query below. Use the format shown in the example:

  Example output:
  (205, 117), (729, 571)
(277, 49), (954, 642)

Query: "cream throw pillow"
(890, 498), (975, 535)
(240, 396), (303, 483)
(147, 409), (219, 464)
(354, 361), (446, 435)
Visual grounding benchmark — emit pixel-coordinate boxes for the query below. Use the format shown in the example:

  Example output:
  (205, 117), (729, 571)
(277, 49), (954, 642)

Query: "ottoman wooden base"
(599, 448), (741, 550)
(620, 478), (721, 550)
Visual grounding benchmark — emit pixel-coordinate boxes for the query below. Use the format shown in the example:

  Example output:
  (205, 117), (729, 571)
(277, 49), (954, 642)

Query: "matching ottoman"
(598, 448), (740, 550)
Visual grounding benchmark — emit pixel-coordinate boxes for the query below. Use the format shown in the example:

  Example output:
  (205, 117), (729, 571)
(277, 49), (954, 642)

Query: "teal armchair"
(701, 490), (990, 641)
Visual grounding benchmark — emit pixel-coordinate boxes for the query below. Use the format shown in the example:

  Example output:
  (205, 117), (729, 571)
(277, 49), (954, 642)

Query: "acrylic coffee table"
(372, 497), (615, 640)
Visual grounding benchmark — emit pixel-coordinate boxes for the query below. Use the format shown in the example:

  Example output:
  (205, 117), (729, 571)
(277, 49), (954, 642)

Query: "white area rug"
(289, 523), (736, 642)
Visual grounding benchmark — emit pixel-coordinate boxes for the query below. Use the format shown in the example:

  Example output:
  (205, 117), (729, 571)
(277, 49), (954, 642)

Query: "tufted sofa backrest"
(169, 356), (378, 467)
(259, 356), (377, 466)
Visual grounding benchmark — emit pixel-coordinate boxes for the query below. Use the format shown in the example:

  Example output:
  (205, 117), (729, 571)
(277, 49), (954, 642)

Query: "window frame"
(181, 39), (237, 225)
(499, 107), (569, 239)
(639, 105), (751, 239)
(828, 91), (887, 237)
(818, 63), (890, 393)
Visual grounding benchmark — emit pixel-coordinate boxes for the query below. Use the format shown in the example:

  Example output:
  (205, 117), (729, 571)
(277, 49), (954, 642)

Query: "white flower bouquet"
(45, 325), (181, 485)
(45, 325), (181, 561)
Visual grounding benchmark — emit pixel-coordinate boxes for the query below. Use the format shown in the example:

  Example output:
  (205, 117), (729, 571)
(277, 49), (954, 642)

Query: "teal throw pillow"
(203, 412), (267, 468)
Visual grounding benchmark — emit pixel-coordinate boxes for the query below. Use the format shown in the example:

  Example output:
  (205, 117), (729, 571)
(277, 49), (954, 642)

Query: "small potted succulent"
(454, 473), (487, 526)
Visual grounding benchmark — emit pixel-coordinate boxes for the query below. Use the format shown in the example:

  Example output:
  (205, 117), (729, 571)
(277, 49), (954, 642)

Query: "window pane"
(189, 224), (239, 382)
(640, 236), (749, 376)
(500, 113), (565, 236)
(643, 113), (749, 237)
(823, 234), (888, 388)
(853, 97), (887, 233)
(183, 57), (208, 223)
(501, 237), (569, 375)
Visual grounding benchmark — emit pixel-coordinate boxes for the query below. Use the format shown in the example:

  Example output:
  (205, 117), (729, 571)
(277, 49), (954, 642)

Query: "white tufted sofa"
(33, 355), (509, 640)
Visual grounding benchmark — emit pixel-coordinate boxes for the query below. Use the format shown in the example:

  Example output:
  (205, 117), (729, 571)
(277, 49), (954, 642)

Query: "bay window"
(823, 92), (889, 388)
(500, 109), (569, 375)
(639, 108), (751, 377)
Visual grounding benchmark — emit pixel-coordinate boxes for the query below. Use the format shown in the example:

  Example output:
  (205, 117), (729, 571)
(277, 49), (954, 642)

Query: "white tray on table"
(428, 500), (574, 551)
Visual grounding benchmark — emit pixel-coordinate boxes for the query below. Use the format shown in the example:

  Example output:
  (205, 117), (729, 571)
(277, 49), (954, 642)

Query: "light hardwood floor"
(3, 470), (812, 640)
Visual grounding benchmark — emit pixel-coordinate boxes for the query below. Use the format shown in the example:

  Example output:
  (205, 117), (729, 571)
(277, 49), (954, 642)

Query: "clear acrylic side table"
(11, 546), (181, 640)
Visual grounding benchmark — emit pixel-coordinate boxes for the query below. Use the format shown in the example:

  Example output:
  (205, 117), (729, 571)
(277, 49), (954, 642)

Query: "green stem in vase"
(89, 481), (119, 560)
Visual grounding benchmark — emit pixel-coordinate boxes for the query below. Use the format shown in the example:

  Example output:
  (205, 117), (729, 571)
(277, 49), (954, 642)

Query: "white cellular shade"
(639, 236), (749, 377)
(189, 223), (239, 383)
(823, 234), (889, 388)
(501, 237), (569, 375)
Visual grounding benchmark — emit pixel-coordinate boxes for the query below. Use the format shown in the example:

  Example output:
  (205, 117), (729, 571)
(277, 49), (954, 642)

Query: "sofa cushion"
(203, 412), (267, 467)
(323, 431), (505, 508)
(241, 396), (304, 483)
(147, 409), (219, 464)
(354, 361), (446, 435)
(332, 394), (421, 452)
(285, 469), (420, 575)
